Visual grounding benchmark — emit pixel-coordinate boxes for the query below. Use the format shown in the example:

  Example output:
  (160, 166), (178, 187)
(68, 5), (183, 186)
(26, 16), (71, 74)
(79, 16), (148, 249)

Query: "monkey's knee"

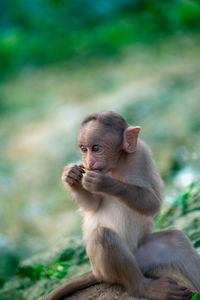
(166, 229), (193, 249)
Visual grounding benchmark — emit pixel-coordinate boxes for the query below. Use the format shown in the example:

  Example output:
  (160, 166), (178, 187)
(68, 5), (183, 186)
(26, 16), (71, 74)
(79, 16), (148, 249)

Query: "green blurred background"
(0, 0), (200, 299)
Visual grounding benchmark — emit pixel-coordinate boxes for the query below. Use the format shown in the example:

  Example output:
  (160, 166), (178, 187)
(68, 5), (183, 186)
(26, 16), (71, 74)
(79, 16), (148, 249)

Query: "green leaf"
(190, 293), (200, 300)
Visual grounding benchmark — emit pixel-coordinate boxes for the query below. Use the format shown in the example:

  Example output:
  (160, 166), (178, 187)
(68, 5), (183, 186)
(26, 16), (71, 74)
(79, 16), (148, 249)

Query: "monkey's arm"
(110, 181), (161, 215)
(69, 184), (102, 212)
(82, 172), (161, 216)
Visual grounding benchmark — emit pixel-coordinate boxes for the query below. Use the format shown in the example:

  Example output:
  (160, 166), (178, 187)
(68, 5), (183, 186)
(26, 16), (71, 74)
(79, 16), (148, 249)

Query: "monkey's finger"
(62, 172), (76, 182)
(66, 174), (81, 184)
(62, 172), (80, 184)
(82, 180), (92, 187)
(177, 285), (191, 290)
(66, 171), (82, 180)
(64, 176), (75, 185)
(170, 295), (193, 300)
(81, 167), (89, 173)
(73, 167), (84, 176)
(64, 164), (83, 174)
(82, 181), (94, 191)
(167, 293), (186, 300)
(180, 289), (194, 297)
(169, 288), (193, 298)
(83, 170), (97, 175)
(69, 166), (83, 175)
(165, 277), (179, 285)
(174, 286), (193, 295)
(82, 178), (98, 187)
(63, 169), (83, 179)
(82, 175), (95, 182)
(171, 285), (189, 291)
(77, 166), (85, 173)
(171, 290), (193, 296)
(84, 172), (101, 181)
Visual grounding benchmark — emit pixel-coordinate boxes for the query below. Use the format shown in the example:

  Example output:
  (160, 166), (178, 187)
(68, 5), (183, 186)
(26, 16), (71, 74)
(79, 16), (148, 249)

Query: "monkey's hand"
(82, 171), (111, 193)
(62, 164), (84, 188)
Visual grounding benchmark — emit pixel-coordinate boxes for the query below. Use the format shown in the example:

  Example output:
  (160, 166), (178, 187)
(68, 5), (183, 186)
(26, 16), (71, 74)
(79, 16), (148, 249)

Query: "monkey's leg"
(86, 226), (191, 300)
(135, 229), (200, 294)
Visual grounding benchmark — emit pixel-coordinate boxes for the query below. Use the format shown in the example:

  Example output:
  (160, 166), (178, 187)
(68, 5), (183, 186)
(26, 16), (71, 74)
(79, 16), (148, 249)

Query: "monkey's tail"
(43, 271), (98, 300)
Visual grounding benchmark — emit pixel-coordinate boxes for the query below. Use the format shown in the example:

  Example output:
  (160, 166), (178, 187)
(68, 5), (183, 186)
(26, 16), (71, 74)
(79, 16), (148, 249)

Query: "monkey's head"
(78, 111), (141, 174)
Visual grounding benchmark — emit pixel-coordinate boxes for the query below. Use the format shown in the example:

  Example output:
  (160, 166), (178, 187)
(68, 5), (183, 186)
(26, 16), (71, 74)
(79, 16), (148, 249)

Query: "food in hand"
(82, 167), (89, 173)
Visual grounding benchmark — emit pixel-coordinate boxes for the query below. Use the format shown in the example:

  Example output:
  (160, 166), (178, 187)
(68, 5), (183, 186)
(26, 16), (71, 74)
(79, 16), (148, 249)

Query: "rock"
(64, 282), (145, 300)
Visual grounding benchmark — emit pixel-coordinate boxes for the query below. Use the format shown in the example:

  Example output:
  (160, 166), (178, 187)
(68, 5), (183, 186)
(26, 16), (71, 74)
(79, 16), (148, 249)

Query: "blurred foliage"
(1, 41), (200, 298)
(1, 0), (200, 78)
(18, 260), (70, 281)
(0, 238), (90, 300)
(191, 294), (200, 300)
(1, 1), (200, 299)
(0, 247), (20, 287)
(120, 71), (200, 180)
(0, 182), (199, 299)
(156, 182), (200, 241)
(17, 243), (88, 281)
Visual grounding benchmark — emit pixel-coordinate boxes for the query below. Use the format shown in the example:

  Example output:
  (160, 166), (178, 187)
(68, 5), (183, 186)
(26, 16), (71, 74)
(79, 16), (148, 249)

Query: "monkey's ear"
(123, 126), (141, 153)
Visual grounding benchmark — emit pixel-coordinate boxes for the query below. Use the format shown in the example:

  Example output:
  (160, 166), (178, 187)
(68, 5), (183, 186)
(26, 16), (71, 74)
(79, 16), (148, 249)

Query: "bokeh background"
(0, 1), (200, 299)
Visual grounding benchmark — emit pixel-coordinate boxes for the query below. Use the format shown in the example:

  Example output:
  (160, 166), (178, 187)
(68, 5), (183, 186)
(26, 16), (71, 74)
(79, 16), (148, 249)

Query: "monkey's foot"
(142, 277), (193, 300)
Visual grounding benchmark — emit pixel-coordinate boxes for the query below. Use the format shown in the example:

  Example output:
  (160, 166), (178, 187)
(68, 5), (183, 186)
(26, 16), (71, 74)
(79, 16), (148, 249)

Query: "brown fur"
(43, 112), (200, 300)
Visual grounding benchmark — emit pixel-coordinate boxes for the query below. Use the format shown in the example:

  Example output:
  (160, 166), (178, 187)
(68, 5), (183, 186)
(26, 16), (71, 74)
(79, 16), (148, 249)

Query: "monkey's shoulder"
(131, 139), (163, 187)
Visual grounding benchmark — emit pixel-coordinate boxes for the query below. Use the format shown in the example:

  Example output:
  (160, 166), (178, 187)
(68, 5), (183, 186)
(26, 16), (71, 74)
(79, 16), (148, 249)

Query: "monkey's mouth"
(93, 168), (108, 174)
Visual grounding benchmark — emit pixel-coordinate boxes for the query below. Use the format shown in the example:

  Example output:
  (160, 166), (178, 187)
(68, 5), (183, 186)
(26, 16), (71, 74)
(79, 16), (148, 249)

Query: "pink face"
(78, 121), (122, 173)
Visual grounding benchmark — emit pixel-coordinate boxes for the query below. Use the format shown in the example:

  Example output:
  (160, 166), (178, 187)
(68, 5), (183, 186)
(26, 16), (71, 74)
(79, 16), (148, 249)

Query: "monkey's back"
(82, 196), (154, 252)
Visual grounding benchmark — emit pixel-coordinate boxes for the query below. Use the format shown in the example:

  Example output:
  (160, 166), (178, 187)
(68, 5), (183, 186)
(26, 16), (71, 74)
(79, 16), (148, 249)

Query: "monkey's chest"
(82, 197), (154, 252)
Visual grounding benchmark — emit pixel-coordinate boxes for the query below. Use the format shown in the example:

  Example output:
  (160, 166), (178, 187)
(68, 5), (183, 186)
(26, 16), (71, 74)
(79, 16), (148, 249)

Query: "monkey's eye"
(80, 145), (87, 152)
(92, 145), (101, 152)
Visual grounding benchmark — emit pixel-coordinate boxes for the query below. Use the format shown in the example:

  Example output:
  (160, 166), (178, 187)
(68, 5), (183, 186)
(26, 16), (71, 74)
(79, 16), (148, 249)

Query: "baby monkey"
(44, 111), (200, 300)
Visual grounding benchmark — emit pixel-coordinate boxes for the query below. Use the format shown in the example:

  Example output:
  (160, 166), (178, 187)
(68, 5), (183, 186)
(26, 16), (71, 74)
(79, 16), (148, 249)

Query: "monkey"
(43, 111), (200, 300)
